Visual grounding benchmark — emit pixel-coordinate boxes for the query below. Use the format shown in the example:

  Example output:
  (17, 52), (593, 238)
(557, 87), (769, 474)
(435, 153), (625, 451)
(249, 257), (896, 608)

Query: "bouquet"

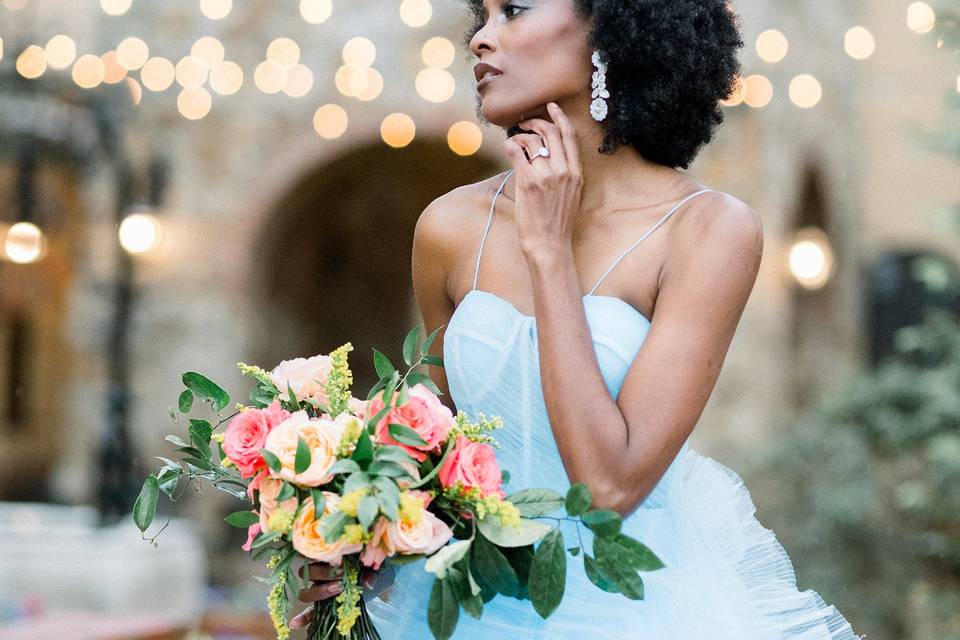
(133, 325), (664, 639)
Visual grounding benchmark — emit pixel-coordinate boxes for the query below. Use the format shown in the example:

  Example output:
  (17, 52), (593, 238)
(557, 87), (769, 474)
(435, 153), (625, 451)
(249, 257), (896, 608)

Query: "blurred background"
(0, 0), (958, 638)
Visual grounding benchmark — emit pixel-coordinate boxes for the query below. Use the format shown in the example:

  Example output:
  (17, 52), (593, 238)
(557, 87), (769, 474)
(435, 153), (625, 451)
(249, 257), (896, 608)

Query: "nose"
(469, 19), (496, 59)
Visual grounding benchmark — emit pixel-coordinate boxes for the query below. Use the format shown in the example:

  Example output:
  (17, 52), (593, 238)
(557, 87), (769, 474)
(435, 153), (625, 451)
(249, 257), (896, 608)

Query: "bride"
(292, 0), (862, 637)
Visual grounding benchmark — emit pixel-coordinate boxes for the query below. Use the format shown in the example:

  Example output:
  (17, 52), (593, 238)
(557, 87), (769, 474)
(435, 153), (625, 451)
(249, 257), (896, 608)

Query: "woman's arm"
(527, 193), (763, 517)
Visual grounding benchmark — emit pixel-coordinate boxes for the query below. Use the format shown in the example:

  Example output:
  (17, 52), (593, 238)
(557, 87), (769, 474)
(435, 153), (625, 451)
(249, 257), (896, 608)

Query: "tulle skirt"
(365, 449), (862, 639)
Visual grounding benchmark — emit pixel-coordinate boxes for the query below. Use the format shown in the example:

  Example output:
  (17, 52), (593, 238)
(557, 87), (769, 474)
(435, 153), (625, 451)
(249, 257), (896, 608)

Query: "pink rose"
(370, 384), (454, 462)
(223, 400), (292, 477)
(438, 435), (505, 498)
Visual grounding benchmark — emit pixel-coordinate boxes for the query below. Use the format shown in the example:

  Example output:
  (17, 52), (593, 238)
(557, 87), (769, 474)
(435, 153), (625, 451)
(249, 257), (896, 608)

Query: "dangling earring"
(590, 49), (609, 122)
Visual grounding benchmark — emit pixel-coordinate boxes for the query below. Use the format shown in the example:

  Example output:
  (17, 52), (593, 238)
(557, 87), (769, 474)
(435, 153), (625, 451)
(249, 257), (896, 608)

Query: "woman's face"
(469, 0), (593, 127)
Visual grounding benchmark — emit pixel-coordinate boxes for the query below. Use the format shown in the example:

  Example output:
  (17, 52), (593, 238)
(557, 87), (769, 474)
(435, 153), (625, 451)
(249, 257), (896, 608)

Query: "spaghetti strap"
(472, 169), (514, 291)
(586, 188), (714, 295)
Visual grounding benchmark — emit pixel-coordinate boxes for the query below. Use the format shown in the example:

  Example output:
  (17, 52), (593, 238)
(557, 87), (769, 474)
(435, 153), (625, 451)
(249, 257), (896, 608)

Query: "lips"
(473, 62), (503, 89)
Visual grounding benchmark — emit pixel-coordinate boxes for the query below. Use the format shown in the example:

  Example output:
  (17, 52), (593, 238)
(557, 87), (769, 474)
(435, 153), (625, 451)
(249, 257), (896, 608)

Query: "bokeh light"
(101, 51), (128, 84)
(342, 37), (376, 67)
(254, 61), (286, 94)
(743, 74), (773, 108)
(756, 29), (789, 63)
(117, 37), (149, 70)
(44, 34), (76, 70)
(141, 56), (175, 91)
(1, 0), (29, 11)
(421, 37), (454, 68)
(844, 26), (876, 60)
(788, 226), (834, 290)
(789, 74), (822, 108)
(380, 112), (416, 148)
(335, 64), (369, 97)
(415, 67), (455, 102)
(126, 77), (143, 105)
(267, 38), (300, 70)
(16, 45), (46, 79)
(282, 64), (314, 97)
(100, 0), (131, 16)
(313, 104), (348, 139)
(200, 0), (231, 20)
(355, 67), (383, 101)
(300, 0), (332, 24)
(119, 213), (163, 254)
(906, 2), (935, 34)
(72, 54), (106, 88)
(175, 55), (209, 89)
(399, 0), (431, 27)
(4, 222), (47, 264)
(191, 37), (224, 67)
(209, 60), (243, 95)
(177, 87), (212, 120)
(447, 121), (483, 156)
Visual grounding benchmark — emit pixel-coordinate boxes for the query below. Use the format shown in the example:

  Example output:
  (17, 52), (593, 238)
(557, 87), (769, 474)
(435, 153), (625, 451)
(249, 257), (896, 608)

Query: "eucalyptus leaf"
(396, 380), (410, 407)
(164, 434), (189, 448)
(507, 488), (565, 517)
(372, 348), (395, 380)
(583, 553), (620, 593)
(358, 495), (379, 529)
(329, 458), (362, 475)
(351, 429), (373, 466)
(276, 481), (295, 502)
(375, 445), (416, 466)
(367, 461), (414, 478)
(342, 471), (371, 495)
(529, 528), (566, 619)
(477, 514), (552, 548)
(319, 510), (348, 542)
(310, 488), (326, 514)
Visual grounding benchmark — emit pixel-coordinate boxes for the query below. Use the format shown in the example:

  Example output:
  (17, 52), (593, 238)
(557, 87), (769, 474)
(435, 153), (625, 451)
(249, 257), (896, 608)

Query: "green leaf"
(420, 326), (441, 357)
(342, 471), (371, 495)
(351, 429), (373, 466)
(376, 487), (399, 521)
(529, 529), (566, 619)
(595, 534), (665, 572)
(319, 510), (348, 542)
(367, 461), (414, 478)
(581, 508), (622, 539)
(365, 378), (386, 402)
(470, 533), (521, 597)
(329, 458), (362, 475)
(402, 325), (421, 366)
(381, 371), (400, 408)
(567, 546), (581, 556)
(447, 561), (483, 619)
(164, 434), (189, 448)
(477, 514), (552, 548)
(365, 404), (391, 433)
(411, 374), (442, 396)
(250, 531), (281, 550)
(506, 488), (565, 518)
(372, 348), (396, 380)
(358, 495), (379, 529)
(374, 445), (416, 466)
(387, 422), (428, 447)
(396, 380), (410, 407)
(286, 381), (299, 408)
(427, 578), (459, 640)
(181, 456), (215, 471)
(294, 437), (311, 474)
(133, 475), (159, 532)
(250, 383), (278, 408)
(593, 546), (645, 599)
(181, 372), (230, 412)
(501, 469), (510, 485)
(583, 553), (620, 593)
(277, 481), (295, 502)
(310, 488), (326, 514)
(425, 538), (472, 579)
(225, 510), (259, 528)
(178, 389), (194, 413)
(189, 419), (213, 459)
(260, 448), (281, 473)
(388, 553), (426, 566)
(422, 355), (443, 366)
(565, 482), (592, 516)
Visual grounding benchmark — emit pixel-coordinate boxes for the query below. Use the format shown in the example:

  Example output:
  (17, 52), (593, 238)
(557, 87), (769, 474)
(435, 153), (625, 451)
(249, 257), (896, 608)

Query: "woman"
(292, 0), (862, 637)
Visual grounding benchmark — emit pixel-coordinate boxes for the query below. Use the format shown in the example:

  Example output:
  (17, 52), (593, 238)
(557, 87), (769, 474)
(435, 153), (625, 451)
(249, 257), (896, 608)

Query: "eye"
(503, 3), (526, 18)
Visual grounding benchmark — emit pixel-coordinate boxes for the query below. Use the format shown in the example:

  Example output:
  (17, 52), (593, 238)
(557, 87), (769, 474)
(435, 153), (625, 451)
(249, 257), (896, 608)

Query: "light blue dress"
(365, 170), (860, 639)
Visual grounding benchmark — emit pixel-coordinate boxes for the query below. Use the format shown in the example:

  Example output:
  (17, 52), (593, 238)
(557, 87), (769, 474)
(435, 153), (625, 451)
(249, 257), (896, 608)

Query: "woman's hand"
(502, 101), (584, 261)
(289, 561), (396, 630)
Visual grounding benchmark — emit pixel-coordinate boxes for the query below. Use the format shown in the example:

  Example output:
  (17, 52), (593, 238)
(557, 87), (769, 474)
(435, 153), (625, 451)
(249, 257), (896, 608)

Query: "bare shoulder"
(665, 189), (764, 278)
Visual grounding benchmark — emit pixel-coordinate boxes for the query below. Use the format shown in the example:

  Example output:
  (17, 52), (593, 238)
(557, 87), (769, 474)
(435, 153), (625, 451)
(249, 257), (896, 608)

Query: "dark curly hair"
(461, 0), (744, 169)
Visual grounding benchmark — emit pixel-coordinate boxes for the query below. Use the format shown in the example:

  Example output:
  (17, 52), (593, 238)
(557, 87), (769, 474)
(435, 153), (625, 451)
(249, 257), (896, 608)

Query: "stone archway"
(249, 139), (500, 397)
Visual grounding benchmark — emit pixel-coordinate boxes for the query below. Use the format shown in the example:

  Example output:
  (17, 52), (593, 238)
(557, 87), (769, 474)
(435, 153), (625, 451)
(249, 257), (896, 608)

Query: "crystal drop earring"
(590, 49), (609, 122)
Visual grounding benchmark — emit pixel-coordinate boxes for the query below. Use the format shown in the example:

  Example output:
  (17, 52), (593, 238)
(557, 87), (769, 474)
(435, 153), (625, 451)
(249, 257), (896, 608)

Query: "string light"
(334, 64), (368, 97)
(342, 37), (375, 67)
(254, 60), (286, 93)
(721, 75), (746, 107)
(742, 74), (773, 108)
(100, 0), (132, 16)
(209, 60), (243, 95)
(177, 87), (212, 120)
(415, 67), (455, 102)
(380, 112), (416, 147)
(421, 37), (454, 68)
(266, 37), (300, 70)
(313, 104), (348, 138)
(117, 37), (149, 70)
(44, 34), (76, 70)
(141, 56), (175, 91)
(101, 50), (128, 84)
(191, 36), (224, 67)
(756, 29), (789, 63)
(355, 67), (383, 101)
(282, 64), (314, 97)
(299, 0), (331, 24)
(72, 53), (106, 88)
(789, 74), (822, 108)
(844, 26), (876, 60)
(119, 213), (162, 254)
(175, 55), (209, 88)
(16, 45), (46, 79)
(399, 0), (431, 27)
(447, 121), (482, 156)
(200, 0), (232, 20)
(906, 2), (935, 34)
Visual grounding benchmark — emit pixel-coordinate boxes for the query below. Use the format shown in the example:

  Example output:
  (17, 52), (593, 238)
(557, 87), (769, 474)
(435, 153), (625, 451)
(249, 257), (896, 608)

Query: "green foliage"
(529, 528), (566, 618)
(564, 482), (592, 516)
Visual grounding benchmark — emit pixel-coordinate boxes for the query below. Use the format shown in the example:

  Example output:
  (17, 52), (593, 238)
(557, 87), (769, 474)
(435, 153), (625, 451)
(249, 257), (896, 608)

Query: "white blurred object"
(0, 502), (206, 631)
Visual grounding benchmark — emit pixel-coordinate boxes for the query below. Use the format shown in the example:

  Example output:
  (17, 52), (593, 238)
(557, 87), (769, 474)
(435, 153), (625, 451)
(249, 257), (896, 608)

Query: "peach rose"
(370, 384), (454, 462)
(241, 521), (261, 552)
(270, 354), (333, 407)
(263, 410), (346, 487)
(257, 476), (299, 533)
(346, 395), (369, 419)
(437, 435), (505, 498)
(292, 493), (363, 565)
(222, 400), (292, 477)
(359, 490), (452, 570)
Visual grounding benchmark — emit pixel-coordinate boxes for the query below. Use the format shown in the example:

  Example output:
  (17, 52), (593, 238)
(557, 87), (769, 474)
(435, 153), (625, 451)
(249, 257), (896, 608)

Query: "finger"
(547, 102), (580, 175)
(517, 117), (566, 173)
(302, 562), (344, 582)
(298, 580), (344, 603)
(289, 606), (313, 630)
(503, 138), (532, 182)
(510, 132), (545, 163)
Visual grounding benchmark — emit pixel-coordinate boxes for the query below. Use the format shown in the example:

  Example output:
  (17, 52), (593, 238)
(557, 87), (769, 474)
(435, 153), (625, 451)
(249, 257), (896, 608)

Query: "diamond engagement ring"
(531, 146), (550, 162)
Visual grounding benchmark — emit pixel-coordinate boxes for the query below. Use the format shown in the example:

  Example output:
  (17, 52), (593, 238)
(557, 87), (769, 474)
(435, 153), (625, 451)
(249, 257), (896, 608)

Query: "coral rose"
(369, 384), (454, 462)
(257, 476), (299, 534)
(263, 410), (346, 487)
(270, 354), (333, 407)
(437, 435), (505, 498)
(222, 400), (292, 477)
(359, 490), (452, 570)
(292, 493), (363, 565)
